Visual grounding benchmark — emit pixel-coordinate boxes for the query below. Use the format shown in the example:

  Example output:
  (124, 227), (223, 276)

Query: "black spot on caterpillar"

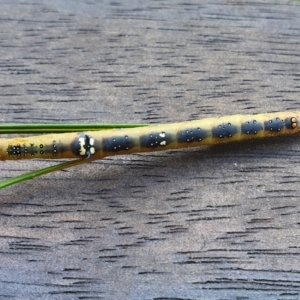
(140, 131), (173, 148)
(177, 127), (209, 143)
(71, 133), (96, 158)
(264, 117), (284, 132)
(241, 120), (263, 135)
(212, 122), (238, 139)
(102, 135), (135, 152)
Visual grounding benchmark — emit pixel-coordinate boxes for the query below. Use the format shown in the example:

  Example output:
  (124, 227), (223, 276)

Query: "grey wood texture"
(1, 1), (300, 299)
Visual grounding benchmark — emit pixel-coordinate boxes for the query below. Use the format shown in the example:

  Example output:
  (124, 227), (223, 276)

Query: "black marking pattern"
(264, 117), (284, 132)
(71, 133), (84, 156)
(102, 135), (135, 152)
(7, 140), (61, 158)
(71, 132), (95, 157)
(40, 144), (44, 154)
(140, 131), (172, 148)
(84, 135), (95, 157)
(177, 127), (208, 143)
(53, 140), (57, 156)
(241, 120), (263, 135)
(7, 143), (37, 157)
(212, 123), (238, 139)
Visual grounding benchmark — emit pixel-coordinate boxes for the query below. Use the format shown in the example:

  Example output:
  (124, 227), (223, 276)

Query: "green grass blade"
(0, 158), (95, 189)
(0, 123), (149, 134)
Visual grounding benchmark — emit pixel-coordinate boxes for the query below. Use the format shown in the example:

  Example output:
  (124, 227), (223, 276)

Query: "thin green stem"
(0, 123), (149, 134)
(0, 158), (96, 189)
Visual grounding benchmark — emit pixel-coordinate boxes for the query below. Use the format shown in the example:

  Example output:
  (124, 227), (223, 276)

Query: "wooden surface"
(1, 1), (300, 299)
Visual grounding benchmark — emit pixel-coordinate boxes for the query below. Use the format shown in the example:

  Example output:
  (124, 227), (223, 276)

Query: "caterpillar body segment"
(1, 111), (299, 161)
(0, 132), (79, 161)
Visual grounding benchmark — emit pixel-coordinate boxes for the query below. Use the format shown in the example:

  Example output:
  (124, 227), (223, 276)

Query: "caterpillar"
(1, 111), (299, 161)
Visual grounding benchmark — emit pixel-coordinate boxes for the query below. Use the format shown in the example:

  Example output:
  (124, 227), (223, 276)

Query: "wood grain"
(1, 1), (300, 299)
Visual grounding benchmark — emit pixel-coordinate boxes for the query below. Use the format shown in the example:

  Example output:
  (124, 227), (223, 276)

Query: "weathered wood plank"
(1, 0), (300, 299)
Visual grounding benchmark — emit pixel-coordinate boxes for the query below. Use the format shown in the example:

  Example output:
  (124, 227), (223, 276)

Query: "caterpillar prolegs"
(1, 111), (299, 161)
